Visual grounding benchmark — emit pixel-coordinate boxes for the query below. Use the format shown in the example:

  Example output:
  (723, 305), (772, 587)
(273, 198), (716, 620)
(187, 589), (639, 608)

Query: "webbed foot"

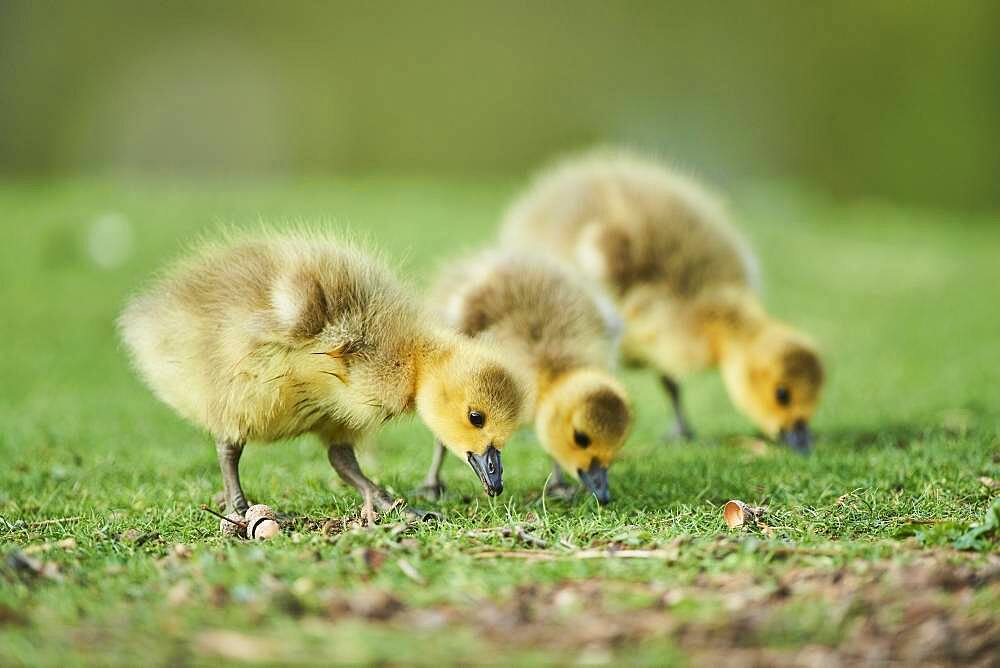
(414, 481), (446, 501)
(545, 479), (579, 501)
(663, 423), (695, 443)
(403, 506), (442, 522)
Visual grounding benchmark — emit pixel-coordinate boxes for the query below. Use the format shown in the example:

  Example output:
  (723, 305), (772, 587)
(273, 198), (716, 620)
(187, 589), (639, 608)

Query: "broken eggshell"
(723, 499), (765, 529)
(220, 512), (247, 538)
(245, 504), (281, 540)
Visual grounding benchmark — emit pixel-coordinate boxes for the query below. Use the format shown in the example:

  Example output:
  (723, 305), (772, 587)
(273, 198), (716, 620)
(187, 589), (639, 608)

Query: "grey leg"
(327, 444), (397, 511)
(416, 441), (447, 500)
(216, 438), (249, 515)
(327, 443), (440, 521)
(545, 459), (577, 499)
(660, 375), (695, 441)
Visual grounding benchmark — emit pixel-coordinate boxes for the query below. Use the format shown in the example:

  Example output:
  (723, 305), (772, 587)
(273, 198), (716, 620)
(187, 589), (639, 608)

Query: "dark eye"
(468, 410), (485, 428)
(573, 430), (591, 448)
(775, 386), (791, 406)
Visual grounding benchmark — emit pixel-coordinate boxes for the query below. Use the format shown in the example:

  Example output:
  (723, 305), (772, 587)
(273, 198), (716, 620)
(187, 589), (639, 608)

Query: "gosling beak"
(577, 460), (611, 505)
(779, 421), (813, 454)
(467, 445), (503, 497)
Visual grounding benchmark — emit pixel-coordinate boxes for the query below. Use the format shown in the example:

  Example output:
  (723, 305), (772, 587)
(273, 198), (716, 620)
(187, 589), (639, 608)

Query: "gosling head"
(415, 340), (529, 496)
(722, 328), (824, 452)
(536, 369), (631, 504)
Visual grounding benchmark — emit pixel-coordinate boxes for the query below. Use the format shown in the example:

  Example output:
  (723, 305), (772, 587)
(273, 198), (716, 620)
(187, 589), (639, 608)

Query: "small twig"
(199, 504), (247, 528)
(472, 548), (680, 560)
(573, 549), (679, 560)
(514, 526), (548, 548)
(25, 516), (83, 527)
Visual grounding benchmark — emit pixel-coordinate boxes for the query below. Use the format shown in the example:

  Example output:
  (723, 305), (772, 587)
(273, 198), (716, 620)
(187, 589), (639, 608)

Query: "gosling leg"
(327, 443), (439, 521)
(215, 438), (250, 515)
(327, 443), (396, 510)
(660, 375), (695, 441)
(545, 459), (577, 499)
(416, 440), (448, 500)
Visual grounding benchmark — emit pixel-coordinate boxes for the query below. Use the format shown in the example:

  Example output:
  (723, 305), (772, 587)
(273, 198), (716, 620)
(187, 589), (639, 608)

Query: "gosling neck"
(696, 287), (769, 366)
(406, 328), (454, 411)
(534, 364), (583, 417)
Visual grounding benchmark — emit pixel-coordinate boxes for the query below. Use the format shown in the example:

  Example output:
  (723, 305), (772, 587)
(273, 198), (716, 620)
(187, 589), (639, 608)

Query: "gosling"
(501, 150), (823, 451)
(421, 250), (631, 504)
(119, 232), (528, 520)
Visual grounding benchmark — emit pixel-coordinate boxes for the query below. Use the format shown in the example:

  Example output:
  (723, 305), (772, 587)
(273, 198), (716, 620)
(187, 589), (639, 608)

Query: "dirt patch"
(309, 554), (1000, 666)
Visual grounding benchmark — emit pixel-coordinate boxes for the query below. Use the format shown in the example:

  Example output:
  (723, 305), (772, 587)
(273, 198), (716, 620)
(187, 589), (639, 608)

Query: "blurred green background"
(2, 1), (999, 212)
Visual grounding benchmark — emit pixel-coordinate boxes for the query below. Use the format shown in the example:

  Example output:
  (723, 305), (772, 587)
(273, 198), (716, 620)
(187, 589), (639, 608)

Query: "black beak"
(467, 445), (503, 497)
(779, 420), (812, 454)
(577, 460), (611, 505)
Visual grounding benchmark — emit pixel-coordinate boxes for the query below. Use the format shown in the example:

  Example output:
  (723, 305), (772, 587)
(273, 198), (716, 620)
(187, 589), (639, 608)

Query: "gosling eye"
(573, 430), (591, 448)
(775, 386), (791, 406)
(468, 410), (485, 429)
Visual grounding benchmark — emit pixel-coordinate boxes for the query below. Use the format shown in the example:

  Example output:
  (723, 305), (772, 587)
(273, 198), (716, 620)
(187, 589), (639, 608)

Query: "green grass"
(1, 177), (998, 666)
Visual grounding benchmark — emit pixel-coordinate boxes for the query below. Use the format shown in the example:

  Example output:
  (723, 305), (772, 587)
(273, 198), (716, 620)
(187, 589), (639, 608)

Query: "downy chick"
(119, 232), (528, 519)
(421, 250), (631, 504)
(501, 150), (823, 450)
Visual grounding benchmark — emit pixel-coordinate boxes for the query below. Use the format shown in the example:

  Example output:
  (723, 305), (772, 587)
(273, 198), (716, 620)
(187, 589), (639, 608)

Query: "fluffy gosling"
(422, 250), (631, 504)
(119, 233), (528, 520)
(501, 151), (823, 450)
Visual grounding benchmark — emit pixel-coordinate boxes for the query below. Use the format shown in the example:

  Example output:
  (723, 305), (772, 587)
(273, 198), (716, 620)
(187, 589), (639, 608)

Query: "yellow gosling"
(423, 250), (631, 504)
(502, 150), (823, 450)
(119, 232), (529, 520)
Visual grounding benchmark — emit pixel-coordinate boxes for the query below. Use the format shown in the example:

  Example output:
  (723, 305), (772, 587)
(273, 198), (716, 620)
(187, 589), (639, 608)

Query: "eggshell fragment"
(245, 504), (281, 540)
(251, 519), (281, 540)
(220, 512), (247, 538)
(245, 504), (276, 522)
(723, 499), (765, 529)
